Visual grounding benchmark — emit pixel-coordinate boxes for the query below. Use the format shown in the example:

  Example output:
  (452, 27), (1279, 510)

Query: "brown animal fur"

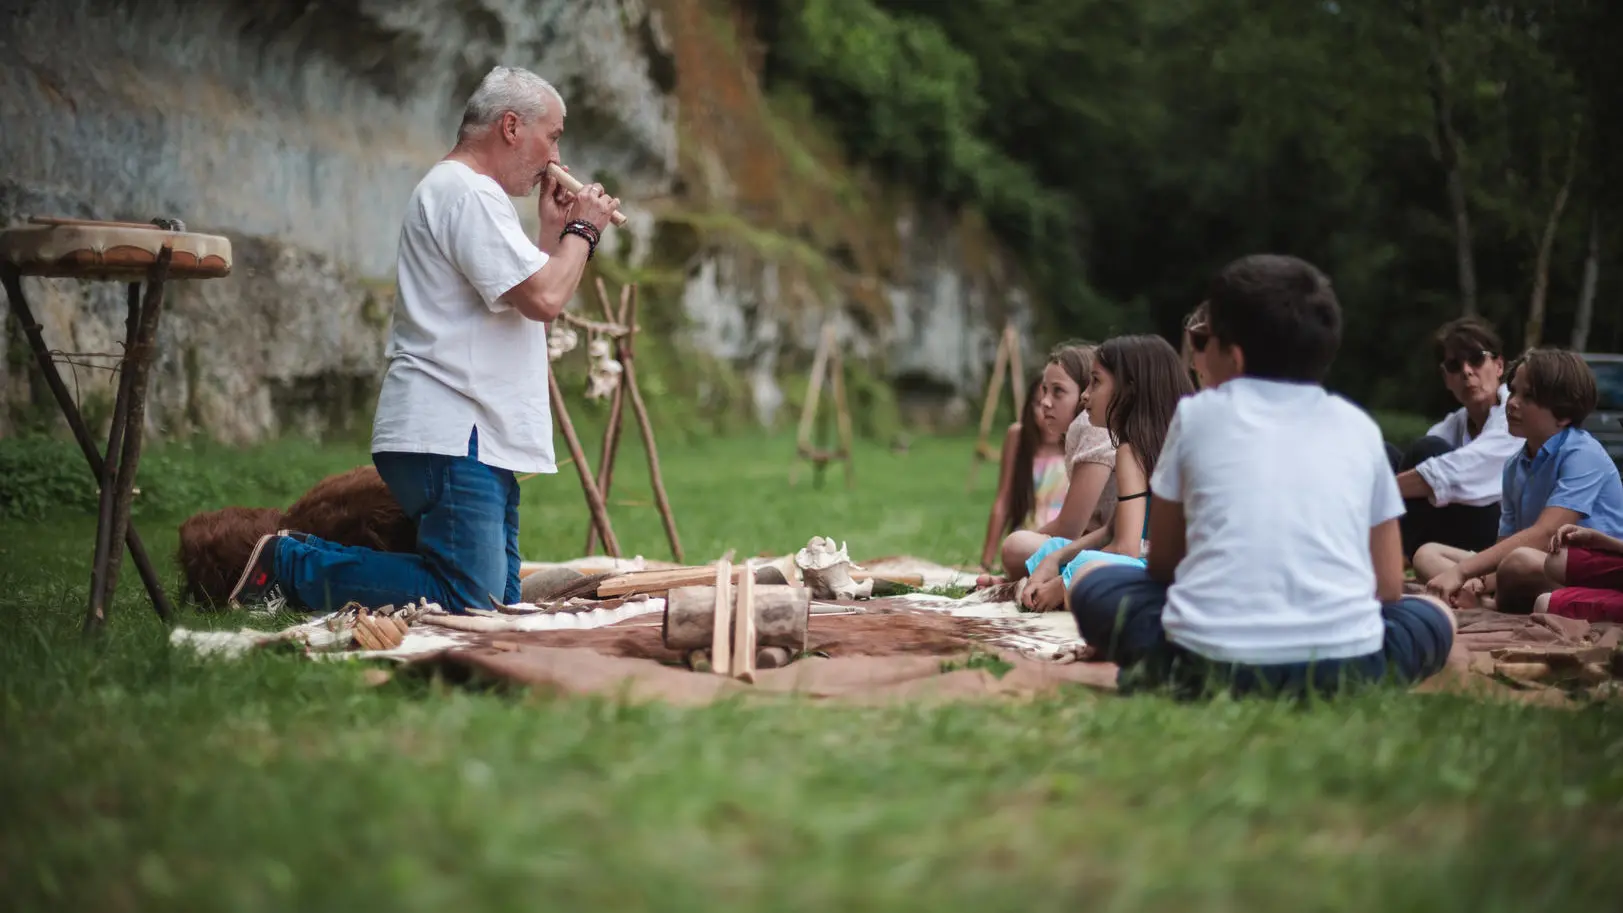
(281, 466), (416, 553)
(176, 506), (283, 607)
(176, 466), (416, 610)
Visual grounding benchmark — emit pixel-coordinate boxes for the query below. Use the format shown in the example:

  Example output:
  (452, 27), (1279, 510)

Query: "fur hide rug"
(176, 466), (415, 608)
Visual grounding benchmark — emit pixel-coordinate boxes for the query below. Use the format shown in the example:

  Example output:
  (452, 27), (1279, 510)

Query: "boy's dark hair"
(1432, 316), (1503, 364)
(1205, 254), (1341, 382)
(1507, 347), (1598, 426)
(1095, 334), (1194, 478)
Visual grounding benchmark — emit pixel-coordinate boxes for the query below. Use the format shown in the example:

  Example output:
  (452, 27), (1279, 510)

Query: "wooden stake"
(966, 323), (1024, 492)
(620, 285), (684, 562)
(709, 559), (733, 675)
(733, 561), (758, 683)
(830, 345), (856, 491)
(584, 280), (630, 556)
(547, 367), (621, 557)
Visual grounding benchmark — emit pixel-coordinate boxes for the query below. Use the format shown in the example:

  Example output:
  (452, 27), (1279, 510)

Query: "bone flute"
(546, 163), (629, 226)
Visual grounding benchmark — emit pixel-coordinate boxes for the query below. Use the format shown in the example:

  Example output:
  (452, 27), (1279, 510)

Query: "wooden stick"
(90, 249), (172, 635)
(709, 560), (733, 675)
(830, 345), (856, 490)
(1006, 325), (1025, 419)
(547, 368), (622, 557)
(87, 282), (140, 632)
(976, 327), (1010, 454)
(621, 286), (684, 562)
(797, 323), (833, 451)
(583, 281), (630, 555)
(598, 564), (742, 597)
(733, 561), (758, 683)
(545, 163), (629, 226)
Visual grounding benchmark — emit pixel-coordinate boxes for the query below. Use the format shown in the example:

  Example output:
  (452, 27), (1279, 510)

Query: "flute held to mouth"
(546, 162), (629, 226)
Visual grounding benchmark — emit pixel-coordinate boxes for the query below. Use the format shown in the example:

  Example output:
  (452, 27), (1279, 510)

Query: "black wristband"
(560, 222), (597, 259)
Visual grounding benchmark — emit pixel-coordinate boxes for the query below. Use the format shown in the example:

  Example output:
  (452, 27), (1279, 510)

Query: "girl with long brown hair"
(1021, 333), (1194, 610)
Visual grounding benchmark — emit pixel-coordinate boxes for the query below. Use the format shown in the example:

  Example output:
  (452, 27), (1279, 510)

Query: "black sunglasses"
(1441, 349), (1496, 374)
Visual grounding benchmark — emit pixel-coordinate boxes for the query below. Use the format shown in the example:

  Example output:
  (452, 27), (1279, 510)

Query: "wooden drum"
(0, 216), (232, 280)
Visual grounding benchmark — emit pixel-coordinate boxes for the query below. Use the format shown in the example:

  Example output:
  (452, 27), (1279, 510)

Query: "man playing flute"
(229, 65), (620, 614)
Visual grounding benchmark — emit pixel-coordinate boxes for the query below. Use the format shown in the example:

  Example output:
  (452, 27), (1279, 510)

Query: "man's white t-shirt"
(371, 161), (556, 475)
(1413, 384), (1522, 507)
(1149, 378), (1405, 665)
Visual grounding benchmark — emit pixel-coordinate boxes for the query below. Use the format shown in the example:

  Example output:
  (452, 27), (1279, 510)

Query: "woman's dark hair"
(1004, 342), (1095, 535)
(1095, 334), (1194, 478)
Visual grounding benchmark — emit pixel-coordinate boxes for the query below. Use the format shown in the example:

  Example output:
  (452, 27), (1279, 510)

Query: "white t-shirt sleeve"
(1369, 430), (1406, 526)
(442, 186), (549, 311)
(1149, 403), (1187, 502)
(1413, 406), (1522, 507)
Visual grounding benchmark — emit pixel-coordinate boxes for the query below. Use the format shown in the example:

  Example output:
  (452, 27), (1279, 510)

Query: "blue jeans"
(274, 428), (521, 614)
(1068, 564), (1454, 700)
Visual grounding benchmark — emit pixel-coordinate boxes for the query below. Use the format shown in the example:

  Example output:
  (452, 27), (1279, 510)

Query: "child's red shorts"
(1546, 546), (1623, 623)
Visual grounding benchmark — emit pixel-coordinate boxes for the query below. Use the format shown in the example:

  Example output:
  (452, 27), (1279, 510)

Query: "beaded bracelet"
(560, 220), (598, 259)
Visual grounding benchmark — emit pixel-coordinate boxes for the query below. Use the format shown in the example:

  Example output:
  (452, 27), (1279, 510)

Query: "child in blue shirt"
(1418, 348), (1623, 612)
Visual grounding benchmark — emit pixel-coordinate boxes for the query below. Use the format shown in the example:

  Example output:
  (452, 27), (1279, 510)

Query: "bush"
(0, 436), (98, 520)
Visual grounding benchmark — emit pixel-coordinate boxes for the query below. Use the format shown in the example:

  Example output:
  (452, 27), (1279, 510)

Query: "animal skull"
(794, 536), (873, 600)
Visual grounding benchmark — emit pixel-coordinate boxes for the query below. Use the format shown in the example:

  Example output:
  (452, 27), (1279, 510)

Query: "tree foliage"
(757, 0), (1620, 414)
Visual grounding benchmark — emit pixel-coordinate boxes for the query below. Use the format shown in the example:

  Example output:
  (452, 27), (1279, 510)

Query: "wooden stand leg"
(87, 283), (140, 631)
(584, 281), (630, 556)
(619, 286), (684, 562)
(791, 323), (833, 488)
(1006, 325), (1025, 419)
(93, 252), (172, 634)
(548, 368), (621, 557)
(831, 347), (855, 491)
(0, 266), (174, 627)
(966, 325), (1012, 492)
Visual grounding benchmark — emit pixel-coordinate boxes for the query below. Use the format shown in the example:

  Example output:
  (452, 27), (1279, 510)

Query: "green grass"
(4, 427), (1623, 911)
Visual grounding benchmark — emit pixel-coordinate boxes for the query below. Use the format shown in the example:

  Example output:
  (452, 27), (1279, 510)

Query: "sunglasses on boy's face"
(1441, 349), (1495, 374)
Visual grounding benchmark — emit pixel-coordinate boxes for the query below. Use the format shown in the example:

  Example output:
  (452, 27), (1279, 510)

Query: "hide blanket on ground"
(170, 572), (1623, 706)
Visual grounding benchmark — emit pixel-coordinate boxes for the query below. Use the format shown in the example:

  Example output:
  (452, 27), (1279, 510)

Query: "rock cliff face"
(0, 0), (1031, 442)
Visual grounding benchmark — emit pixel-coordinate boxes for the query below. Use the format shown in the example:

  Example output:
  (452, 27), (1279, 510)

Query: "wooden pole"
(791, 323), (834, 487)
(733, 562), (758, 683)
(709, 560), (733, 675)
(966, 323), (1017, 492)
(548, 367), (622, 557)
(86, 282), (140, 631)
(1006, 325), (1025, 418)
(583, 280), (630, 555)
(620, 285), (684, 562)
(830, 346), (856, 490)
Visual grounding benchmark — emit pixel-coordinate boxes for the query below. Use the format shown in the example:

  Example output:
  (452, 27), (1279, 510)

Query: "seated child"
(1415, 348), (1623, 612)
(1020, 334), (1193, 611)
(993, 343), (1118, 581)
(1534, 524), (1623, 623)
(1387, 317), (1522, 559)
(979, 375), (1070, 569)
(1066, 254), (1456, 700)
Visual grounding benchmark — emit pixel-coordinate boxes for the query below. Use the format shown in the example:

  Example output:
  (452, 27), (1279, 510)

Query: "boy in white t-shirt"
(1066, 254), (1456, 699)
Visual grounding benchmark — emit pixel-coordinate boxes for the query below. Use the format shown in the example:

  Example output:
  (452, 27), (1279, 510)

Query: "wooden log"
(734, 562), (758, 682)
(756, 646), (792, 669)
(663, 584), (810, 651)
(710, 559), (733, 676)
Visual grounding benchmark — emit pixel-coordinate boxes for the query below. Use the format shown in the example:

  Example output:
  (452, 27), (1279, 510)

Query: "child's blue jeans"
(1068, 564), (1453, 700)
(273, 428), (521, 614)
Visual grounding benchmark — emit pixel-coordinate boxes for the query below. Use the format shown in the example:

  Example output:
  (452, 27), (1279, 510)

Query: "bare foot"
(975, 574), (1006, 590)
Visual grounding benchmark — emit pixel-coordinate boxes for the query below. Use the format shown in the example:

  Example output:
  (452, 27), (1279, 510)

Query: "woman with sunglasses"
(1388, 317), (1524, 560)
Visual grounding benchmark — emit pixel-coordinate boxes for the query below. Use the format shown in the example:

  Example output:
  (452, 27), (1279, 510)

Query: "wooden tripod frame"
(544, 279), (685, 563)
(790, 321), (855, 489)
(965, 323), (1025, 491)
